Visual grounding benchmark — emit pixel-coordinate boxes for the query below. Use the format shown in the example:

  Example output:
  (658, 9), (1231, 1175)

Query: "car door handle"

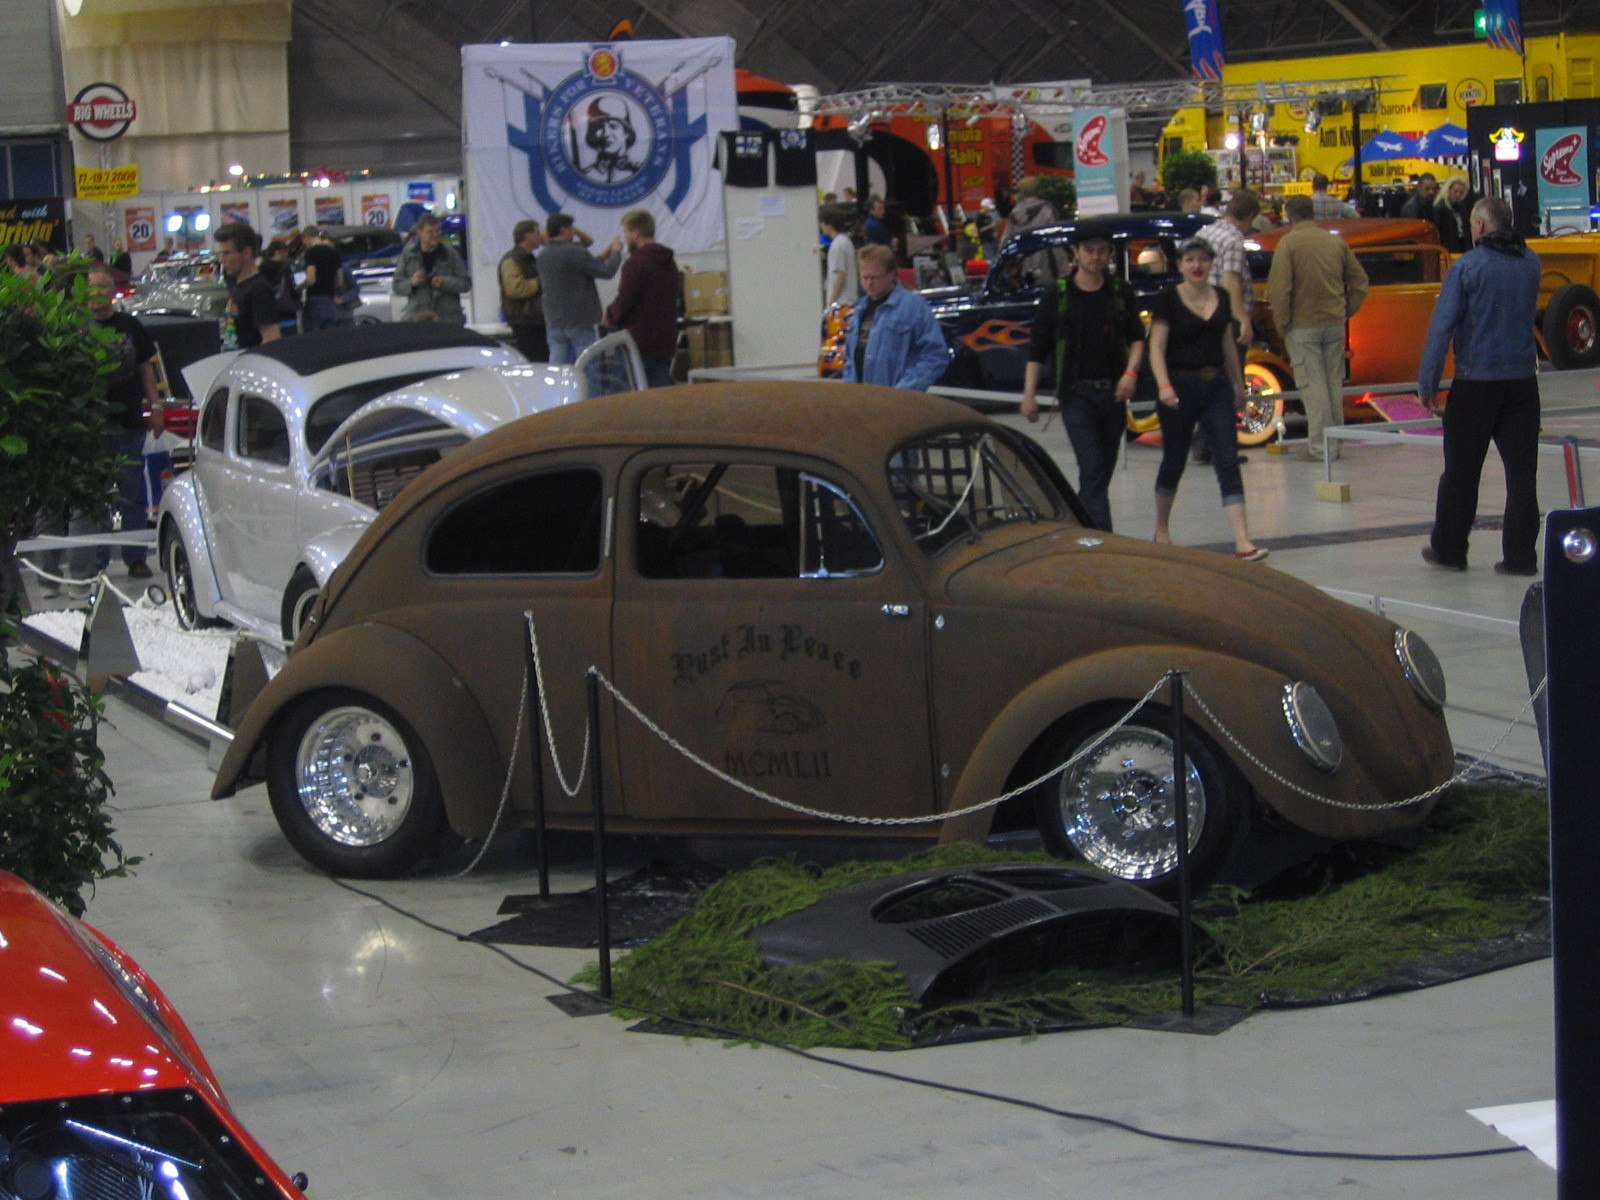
(881, 603), (911, 618)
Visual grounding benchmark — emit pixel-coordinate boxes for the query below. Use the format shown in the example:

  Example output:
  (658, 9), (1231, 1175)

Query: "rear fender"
(300, 522), (371, 588)
(157, 480), (223, 618)
(213, 622), (509, 839)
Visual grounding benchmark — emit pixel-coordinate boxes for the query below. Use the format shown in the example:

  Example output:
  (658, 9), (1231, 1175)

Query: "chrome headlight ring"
(1395, 628), (1447, 711)
(1282, 681), (1343, 773)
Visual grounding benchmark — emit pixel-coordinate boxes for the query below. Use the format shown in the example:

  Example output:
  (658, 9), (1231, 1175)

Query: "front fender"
(939, 646), (1445, 844)
(157, 480), (223, 619)
(212, 622), (510, 839)
(300, 521), (372, 588)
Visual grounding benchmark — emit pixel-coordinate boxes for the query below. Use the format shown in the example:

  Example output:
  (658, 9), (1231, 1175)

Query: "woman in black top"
(1147, 238), (1267, 561)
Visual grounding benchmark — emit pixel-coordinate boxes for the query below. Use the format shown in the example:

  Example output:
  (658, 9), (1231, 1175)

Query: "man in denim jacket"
(1417, 196), (1543, 575)
(842, 244), (950, 391)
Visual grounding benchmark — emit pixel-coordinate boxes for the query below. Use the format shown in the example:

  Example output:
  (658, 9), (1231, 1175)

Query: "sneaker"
(1421, 547), (1467, 572)
(1493, 561), (1538, 577)
(126, 560), (153, 580)
(1235, 546), (1270, 562)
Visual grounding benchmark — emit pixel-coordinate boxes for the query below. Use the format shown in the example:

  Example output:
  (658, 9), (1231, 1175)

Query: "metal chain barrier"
(523, 611), (590, 798)
(449, 668), (530, 878)
(20, 560), (283, 648)
(1187, 677), (1548, 812)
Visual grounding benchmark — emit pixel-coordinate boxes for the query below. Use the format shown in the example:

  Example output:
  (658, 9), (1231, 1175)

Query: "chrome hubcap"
(167, 542), (197, 626)
(1056, 728), (1205, 880)
(1569, 305), (1596, 356)
(295, 707), (415, 847)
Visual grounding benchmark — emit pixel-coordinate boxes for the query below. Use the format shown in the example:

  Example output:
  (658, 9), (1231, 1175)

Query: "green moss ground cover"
(575, 784), (1548, 1050)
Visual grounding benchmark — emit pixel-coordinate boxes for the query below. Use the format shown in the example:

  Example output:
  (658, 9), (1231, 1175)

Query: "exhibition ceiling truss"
(809, 77), (1407, 134)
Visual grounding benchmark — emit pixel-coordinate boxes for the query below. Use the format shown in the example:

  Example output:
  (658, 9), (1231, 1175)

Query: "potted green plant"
(1160, 148), (1220, 200)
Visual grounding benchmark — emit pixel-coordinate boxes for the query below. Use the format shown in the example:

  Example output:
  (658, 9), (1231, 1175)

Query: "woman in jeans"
(1147, 238), (1268, 561)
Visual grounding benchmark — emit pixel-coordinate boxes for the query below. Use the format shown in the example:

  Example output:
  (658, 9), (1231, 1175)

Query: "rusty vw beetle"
(214, 383), (1453, 887)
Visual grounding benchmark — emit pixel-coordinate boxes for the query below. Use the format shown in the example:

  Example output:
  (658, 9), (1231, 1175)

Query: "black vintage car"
(927, 213), (1215, 393)
(822, 214), (1214, 400)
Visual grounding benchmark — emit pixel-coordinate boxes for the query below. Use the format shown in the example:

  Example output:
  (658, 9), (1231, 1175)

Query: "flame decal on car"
(960, 320), (1032, 352)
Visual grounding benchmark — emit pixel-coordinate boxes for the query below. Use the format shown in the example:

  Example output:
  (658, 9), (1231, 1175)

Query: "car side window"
(636, 463), (882, 580)
(426, 468), (604, 575)
(236, 396), (291, 466)
(199, 387), (228, 451)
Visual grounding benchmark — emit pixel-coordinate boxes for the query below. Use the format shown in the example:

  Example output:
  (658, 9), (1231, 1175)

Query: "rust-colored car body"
(214, 384), (1452, 880)
(1246, 218), (1452, 422)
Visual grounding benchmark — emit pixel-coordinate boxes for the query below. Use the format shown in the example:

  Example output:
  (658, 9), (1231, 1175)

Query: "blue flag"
(1484, 0), (1523, 57)
(1183, 0), (1226, 81)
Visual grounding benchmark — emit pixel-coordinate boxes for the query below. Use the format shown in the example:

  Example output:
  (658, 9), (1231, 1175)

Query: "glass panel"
(235, 396), (290, 465)
(426, 468), (603, 575)
(199, 388), (227, 450)
(799, 474), (882, 578)
(887, 428), (1062, 555)
(303, 371), (448, 455)
(636, 462), (797, 579)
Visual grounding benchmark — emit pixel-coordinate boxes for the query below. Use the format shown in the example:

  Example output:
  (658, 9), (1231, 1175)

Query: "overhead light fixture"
(1304, 102), (1323, 134)
(227, 163), (244, 177)
(1249, 107), (1269, 134)
(192, 212), (211, 232)
(925, 121), (942, 151)
(965, 111), (982, 128)
(165, 213), (183, 234)
(1224, 132), (1240, 150)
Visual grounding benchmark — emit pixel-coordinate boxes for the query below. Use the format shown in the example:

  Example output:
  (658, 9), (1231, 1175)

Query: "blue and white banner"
(1072, 108), (1128, 217)
(463, 39), (737, 322)
(1484, 0), (1524, 57)
(1182, 0), (1226, 82)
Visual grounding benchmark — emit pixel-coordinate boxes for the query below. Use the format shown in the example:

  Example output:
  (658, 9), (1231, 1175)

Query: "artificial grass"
(574, 783), (1548, 1050)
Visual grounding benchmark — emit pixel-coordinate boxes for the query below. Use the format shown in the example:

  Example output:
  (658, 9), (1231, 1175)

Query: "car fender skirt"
(942, 646), (1450, 845)
(211, 623), (508, 838)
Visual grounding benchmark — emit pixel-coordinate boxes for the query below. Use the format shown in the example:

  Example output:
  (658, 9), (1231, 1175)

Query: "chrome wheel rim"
(294, 706), (415, 847)
(166, 540), (198, 628)
(1056, 728), (1205, 880)
(1569, 304), (1597, 358)
(287, 585), (320, 640)
(1239, 371), (1283, 436)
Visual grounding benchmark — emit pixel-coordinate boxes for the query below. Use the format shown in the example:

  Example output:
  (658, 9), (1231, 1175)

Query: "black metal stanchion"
(523, 622), (550, 901)
(1544, 509), (1600, 1198)
(1169, 670), (1196, 1020)
(586, 669), (612, 1000)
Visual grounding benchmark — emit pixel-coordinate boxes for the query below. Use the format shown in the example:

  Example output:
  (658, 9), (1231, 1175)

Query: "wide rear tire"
(1543, 284), (1600, 370)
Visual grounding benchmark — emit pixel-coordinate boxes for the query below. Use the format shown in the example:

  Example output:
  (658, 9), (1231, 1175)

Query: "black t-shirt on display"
(1151, 285), (1232, 373)
(95, 312), (158, 431)
(304, 243), (342, 297)
(225, 272), (279, 349)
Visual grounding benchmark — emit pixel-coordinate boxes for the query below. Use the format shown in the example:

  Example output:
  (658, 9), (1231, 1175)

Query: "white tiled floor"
(47, 366), (1600, 1200)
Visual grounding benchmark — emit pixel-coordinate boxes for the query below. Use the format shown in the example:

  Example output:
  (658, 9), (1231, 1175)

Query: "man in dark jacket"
(1418, 196), (1543, 575)
(499, 219), (547, 362)
(1019, 222), (1145, 532)
(538, 212), (622, 364)
(603, 209), (680, 387)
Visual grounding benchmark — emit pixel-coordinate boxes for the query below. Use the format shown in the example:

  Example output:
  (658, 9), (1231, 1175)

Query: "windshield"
(887, 428), (1063, 555)
(0, 1090), (277, 1200)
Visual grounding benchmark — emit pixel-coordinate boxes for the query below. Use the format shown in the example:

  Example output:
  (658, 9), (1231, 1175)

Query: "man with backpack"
(1019, 222), (1146, 532)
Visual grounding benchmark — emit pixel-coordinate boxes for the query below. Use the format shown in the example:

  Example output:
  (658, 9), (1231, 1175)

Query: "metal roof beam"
(1319, 0), (1391, 50)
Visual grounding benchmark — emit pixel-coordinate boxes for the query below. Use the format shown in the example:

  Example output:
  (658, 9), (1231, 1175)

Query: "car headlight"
(1282, 682), (1342, 772)
(1395, 629), (1446, 710)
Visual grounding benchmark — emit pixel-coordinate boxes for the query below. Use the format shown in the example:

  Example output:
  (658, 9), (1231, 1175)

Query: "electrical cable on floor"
(329, 876), (1523, 1166)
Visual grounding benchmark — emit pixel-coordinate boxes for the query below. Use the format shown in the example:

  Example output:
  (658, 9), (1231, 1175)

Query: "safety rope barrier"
(519, 615), (1549, 833)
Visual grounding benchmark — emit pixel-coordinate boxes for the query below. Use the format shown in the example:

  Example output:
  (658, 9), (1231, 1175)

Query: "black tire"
(1029, 708), (1247, 892)
(280, 567), (321, 643)
(162, 527), (222, 631)
(266, 689), (446, 878)
(1543, 284), (1600, 370)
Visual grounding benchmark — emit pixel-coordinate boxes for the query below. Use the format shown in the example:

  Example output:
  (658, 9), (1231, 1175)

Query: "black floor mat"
(469, 859), (725, 949)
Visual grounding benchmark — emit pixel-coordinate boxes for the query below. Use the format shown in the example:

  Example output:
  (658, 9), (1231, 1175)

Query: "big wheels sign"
(68, 83), (135, 141)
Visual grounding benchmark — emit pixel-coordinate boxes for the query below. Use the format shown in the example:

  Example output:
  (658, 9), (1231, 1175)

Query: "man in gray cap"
(1020, 221), (1146, 532)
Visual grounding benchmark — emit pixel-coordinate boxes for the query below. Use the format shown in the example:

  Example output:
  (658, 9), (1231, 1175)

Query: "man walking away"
(1020, 222), (1146, 532)
(1309, 174), (1357, 220)
(213, 222), (279, 349)
(393, 214), (470, 325)
(539, 213), (623, 364)
(841, 244), (949, 391)
(1265, 195), (1369, 461)
(500, 219), (548, 362)
(301, 226), (346, 332)
(1417, 196), (1543, 575)
(604, 209), (681, 387)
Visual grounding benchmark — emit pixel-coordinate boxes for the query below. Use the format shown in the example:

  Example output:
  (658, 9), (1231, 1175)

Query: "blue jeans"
(1155, 372), (1244, 506)
(303, 295), (341, 331)
(39, 429), (148, 579)
(548, 324), (598, 365)
(643, 357), (675, 389)
(1059, 378), (1124, 532)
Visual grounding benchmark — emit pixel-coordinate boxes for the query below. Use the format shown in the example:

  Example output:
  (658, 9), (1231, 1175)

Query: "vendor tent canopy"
(1347, 130), (1423, 163)
(1416, 122), (1470, 159)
